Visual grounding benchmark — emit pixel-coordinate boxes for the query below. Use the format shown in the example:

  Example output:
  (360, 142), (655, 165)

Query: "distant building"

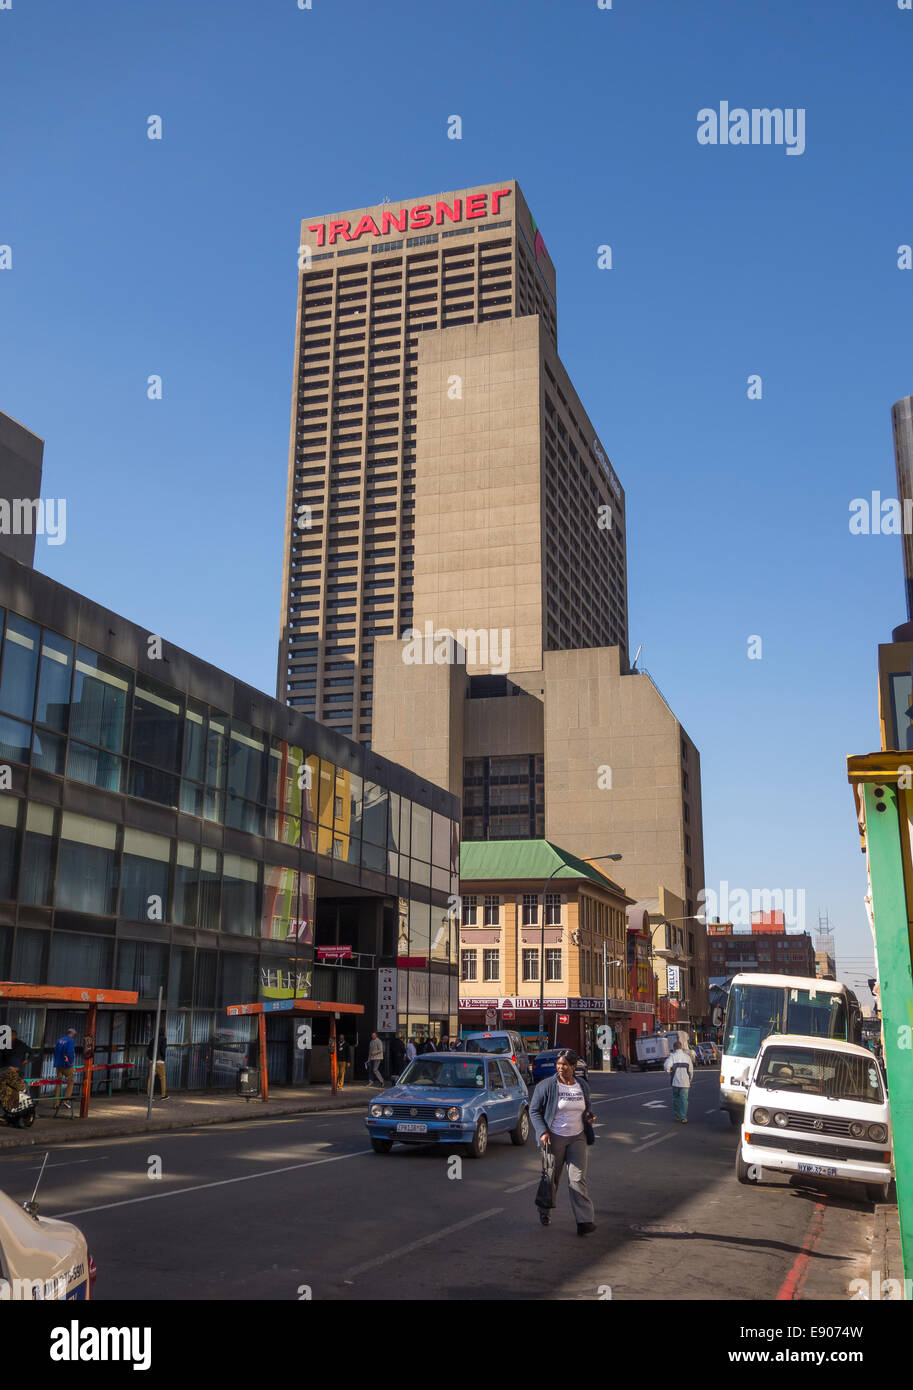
(815, 948), (836, 979)
(707, 920), (815, 977)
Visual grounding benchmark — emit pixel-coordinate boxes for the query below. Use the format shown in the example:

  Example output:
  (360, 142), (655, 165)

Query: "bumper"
(742, 1140), (892, 1186)
(365, 1118), (476, 1145)
(720, 1088), (745, 1113)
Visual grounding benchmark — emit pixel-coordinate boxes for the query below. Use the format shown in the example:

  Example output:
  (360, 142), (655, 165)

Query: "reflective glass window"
(173, 842), (198, 926)
(34, 630), (73, 731)
(0, 794), (19, 898)
(120, 828), (171, 923)
(19, 802), (55, 905)
(432, 812), (451, 868)
(116, 940), (167, 997)
(31, 727), (65, 774)
(206, 716), (228, 788)
(133, 678), (183, 773)
(0, 713), (31, 764)
(227, 720), (266, 803)
(56, 812), (117, 915)
(222, 853), (260, 936)
(182, 703), (207, 782)
(408, 898), (431, 957)
(12, 927), (48, 984)
(0, 615), (39, 721)
(412, 802), (432, 862)
(362, 780), (388, 848)
(199, 849), (221, 931)
(129, 762), (179, 809)
(68, 741), (124, 791)
(71, 648), (130, 752)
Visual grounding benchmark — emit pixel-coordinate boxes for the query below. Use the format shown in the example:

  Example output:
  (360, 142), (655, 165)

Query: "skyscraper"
(277, 180), (627, 742)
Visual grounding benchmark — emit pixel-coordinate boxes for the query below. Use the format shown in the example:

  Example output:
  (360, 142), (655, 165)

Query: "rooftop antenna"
(631, 644), (643, 672)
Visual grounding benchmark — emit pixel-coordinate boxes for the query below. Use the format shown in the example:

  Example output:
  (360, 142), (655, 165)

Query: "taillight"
(512, 1054), (517, 1064)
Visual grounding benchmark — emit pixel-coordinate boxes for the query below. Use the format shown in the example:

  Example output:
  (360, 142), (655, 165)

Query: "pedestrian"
(368, 1032), (385, 1087)
(420, 1035), (436, 1054)
(439, 1034), (449, 1052)
(405, 1036), (417, 1062)
(0, 1028), (34, 1076)
(147, 1024), (168, 1101)
(389, 1032), (406, 1079)
(53, 1027), (78, 1115)
(664, 1036), (694, 1122)
(336, 1034), (349, 1089)
(529, 1048), (597, 1235)
(451, 1034), (463, 1052)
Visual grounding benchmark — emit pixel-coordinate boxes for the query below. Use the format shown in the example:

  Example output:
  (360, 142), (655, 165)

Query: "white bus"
(720, 973), (862, 1125)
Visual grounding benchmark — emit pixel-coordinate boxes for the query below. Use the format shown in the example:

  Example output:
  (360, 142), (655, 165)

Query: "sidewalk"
(869, 1204), (908, 1298)
(0, 1082), (376, 1151)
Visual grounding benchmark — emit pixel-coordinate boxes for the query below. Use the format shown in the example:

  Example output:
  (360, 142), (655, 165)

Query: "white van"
(0, 1185), (95, 1300)
(735, 1034), (893, 1204)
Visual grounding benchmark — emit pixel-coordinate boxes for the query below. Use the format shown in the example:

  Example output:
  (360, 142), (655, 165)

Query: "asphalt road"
(0, 1069), (875, 1301)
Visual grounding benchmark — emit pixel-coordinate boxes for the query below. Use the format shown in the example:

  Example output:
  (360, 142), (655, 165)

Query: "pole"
(79, 1001), (97, 1120)
(603, 942), (613, 1073)
(146, 986), (163, 1120)
(258, 1012), (268, 1103)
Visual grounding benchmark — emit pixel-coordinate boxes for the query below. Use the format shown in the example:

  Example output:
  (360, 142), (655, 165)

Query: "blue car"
(530, 1049), (589, 1085)
(364, 1052), (530, 1158)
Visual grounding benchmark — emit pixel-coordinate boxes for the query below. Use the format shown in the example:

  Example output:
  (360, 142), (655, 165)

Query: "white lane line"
(342, 1208), (503, 1281)
(633, 1131), (678, 1153)
(58, 1148), (373, 1217)
(20, 1157), (109, 1171)
(590, 1088), (666, 1106)
(705, 1108), (718, 1114)
(504, 1178), (540, 1194)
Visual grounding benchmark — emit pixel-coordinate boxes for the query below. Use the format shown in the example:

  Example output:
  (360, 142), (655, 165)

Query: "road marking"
(633, 1131), (677, 1153)
(590, 1088), (666, 1106)
(21, 1157), (109, 1171)
(57, 1148), (373, 1217)
(504, 1178), (539, 1194)
(776, 1198), (827, 1301)
(643, 1101), (667, 1109)
(705, 1108), (718, 1114)
(342, 1208), (503, 1281)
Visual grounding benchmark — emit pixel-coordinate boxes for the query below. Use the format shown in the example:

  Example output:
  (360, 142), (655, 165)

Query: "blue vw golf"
(364, 1052), (530, 1158)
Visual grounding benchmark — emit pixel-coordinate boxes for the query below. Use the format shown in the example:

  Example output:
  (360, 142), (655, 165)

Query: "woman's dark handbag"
(535, 1146), (557, 1210)
(583, 1115), (596, 1146)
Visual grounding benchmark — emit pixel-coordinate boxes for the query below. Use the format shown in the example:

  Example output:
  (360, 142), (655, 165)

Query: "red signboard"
(558, 1014), (569, 1024)
(317, 946), (352, 961)
(307, 189), (512, 247)
(501, 1008), (515, 1020)
(397, 957), (428, 969)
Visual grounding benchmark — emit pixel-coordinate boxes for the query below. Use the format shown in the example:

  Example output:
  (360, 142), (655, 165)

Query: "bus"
(720, 973), (862, 1125)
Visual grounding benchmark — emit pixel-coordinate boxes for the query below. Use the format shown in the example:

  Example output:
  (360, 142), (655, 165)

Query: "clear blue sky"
(3, 0), (911, 996)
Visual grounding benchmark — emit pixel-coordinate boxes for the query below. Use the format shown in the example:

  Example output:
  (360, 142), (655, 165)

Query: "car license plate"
(797, 1162), (838, 1177)
(396, 1122), (428, 1134)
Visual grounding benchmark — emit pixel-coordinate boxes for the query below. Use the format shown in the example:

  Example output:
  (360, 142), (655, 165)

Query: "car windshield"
(397, 1059), (486, 1088)
(756, 1047), (884, 1104)
(465, 1037), (509, 1054)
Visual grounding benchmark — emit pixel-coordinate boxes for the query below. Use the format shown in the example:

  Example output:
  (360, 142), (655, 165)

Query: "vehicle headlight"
(850, 1121), (866, 1139)
(752, 1107), (770, 1126)
(773, 1112), (788, 1127)
(446, 1106), (461, 1121)
(435, 1108), (446, 1119)
(868, 1124), (887, 1143)
(369, 1104), (383, 1118)
(383, 1106), (394, 1117)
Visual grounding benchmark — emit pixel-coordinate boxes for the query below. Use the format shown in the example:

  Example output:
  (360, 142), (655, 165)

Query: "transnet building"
(277, 180), (629, 742)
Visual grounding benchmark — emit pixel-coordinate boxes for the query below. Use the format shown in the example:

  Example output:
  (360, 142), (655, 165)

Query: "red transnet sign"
(317, 946), (352, 961)
(307, 188), (512, 246)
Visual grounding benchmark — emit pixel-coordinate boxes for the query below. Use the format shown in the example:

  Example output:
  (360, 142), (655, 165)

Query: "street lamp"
(538, 853), (622, 1044)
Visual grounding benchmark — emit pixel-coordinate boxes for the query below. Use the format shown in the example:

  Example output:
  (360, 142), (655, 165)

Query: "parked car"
(634, 1032), (674, 1071)
(461, 1030), (532, 1085)
(736, 1035), (893, 1204)
(530, 1049), (589, 1085)
(364, 1052), (529, 1158)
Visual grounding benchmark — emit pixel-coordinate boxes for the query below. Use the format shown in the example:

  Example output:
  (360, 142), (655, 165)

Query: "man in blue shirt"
(53, 1028), (77, 1114)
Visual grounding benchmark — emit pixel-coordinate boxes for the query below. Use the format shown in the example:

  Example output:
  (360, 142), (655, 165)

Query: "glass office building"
(0, 554), (460, 1090)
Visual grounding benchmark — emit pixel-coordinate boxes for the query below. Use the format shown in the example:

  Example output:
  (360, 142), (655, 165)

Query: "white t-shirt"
(551, 1080), (586, 1136)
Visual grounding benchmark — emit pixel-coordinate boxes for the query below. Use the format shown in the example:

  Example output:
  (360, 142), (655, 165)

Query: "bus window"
(722, 984), (783, 1058)
(785, 989), (847, 1040)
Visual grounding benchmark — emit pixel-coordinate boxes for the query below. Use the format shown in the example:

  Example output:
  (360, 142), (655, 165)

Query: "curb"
(0, 1099), (368, 1150)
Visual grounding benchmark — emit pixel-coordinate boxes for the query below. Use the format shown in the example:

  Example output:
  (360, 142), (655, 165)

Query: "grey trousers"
(548, 1132), (595, 1225)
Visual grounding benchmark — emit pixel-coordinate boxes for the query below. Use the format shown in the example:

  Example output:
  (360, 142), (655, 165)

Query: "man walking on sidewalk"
(147, 1025), (169, 1101)
(53, 1028), (77, 1115)
(368, 1032), (385, 1087)
(665, 1037), (694, 1122)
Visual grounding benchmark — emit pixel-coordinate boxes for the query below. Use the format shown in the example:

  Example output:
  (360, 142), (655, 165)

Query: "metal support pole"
(860, 782), (913, 1287)
(79, 1002), (97, 1120)
(329, 1015), (337, 1096)
(146, 986), (163, 1121)
(258, 1012), (268, 1103)
(603, 943), (613, 1073)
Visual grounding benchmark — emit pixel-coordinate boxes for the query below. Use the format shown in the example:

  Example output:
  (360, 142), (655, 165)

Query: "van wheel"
(510, 1107), (530, 1146)
(466, 1116), (488, 1159)
(728, 1110), (741, 1128)
(370, 1139), (393, 1154)
(735, 1148), (757, 1185)
(866, 1183), (890, 1204)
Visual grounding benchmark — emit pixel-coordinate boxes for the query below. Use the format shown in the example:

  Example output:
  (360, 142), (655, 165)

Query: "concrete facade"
(0, 412), (45, 568)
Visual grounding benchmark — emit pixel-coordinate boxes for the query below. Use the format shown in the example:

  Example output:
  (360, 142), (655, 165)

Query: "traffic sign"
(558, 1013), (569, 1024)
(501, 1008), (515, 1020)
(485, 1007), (497, 1027)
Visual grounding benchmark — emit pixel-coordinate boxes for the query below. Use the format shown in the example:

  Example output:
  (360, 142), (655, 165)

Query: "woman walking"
(529, 1049), (597, 1235)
